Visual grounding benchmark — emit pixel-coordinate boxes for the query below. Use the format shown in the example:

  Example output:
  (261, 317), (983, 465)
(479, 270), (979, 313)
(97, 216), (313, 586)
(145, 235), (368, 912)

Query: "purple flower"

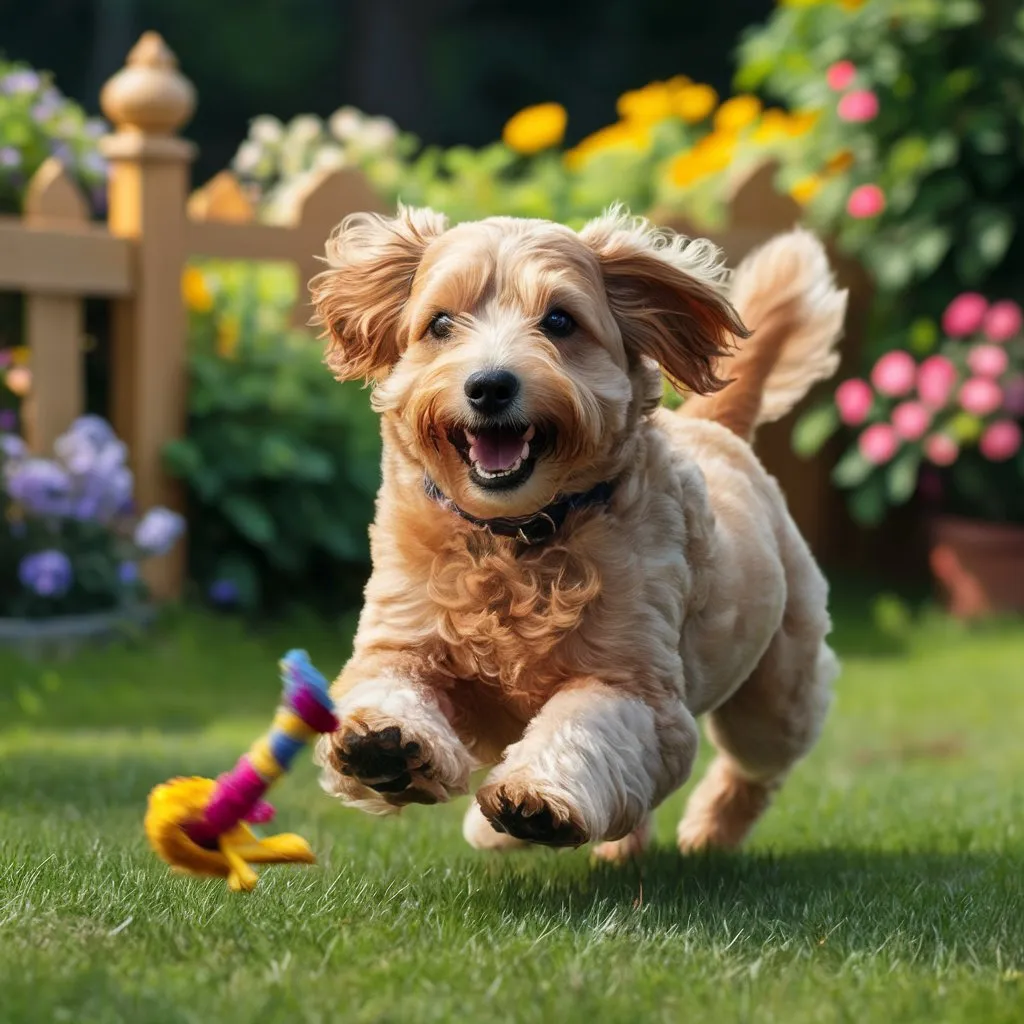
(119, 562), (139, 585)
(84, 118), (108, 139)
(1, 70), (41, 95)
(1, 432), (27, 461)
(0, 349), (12, 368)
(81, 151), (107, 177)
(32, 98), (61, 123)
(209, 579), (240, 606)
(0, 410), (16, 432)
(134, 507), (185, 555)
(55, 416), (124, 475)
(19, 550), (73, 597)
(0, 147), (20, 170)
(49, 141), (73, 166)
(5, 458), (72, 515)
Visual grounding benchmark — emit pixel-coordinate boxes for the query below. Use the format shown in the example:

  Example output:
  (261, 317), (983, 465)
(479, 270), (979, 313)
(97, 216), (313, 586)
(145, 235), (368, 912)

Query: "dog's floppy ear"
(310, 205), (448, 381)
(579, 209), (749, 395)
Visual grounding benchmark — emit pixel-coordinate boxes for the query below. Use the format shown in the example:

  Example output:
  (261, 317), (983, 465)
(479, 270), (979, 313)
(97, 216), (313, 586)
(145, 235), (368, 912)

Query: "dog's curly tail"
(677, 229), (847, 442)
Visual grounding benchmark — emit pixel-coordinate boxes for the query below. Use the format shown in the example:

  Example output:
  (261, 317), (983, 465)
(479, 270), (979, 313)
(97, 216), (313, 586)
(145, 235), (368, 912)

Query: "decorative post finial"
(100, 31), (196, 136)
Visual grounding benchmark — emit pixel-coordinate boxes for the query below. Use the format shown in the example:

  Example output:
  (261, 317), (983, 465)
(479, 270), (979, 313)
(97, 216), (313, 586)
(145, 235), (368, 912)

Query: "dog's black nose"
(464, 369), (520, 416)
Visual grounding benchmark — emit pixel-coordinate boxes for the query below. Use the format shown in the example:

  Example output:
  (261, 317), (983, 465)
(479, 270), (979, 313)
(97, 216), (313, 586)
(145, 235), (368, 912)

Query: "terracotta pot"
(928, 516), (1024, 618)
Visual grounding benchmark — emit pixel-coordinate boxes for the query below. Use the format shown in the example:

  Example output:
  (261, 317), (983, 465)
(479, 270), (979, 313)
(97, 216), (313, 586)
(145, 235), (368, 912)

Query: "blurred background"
(2, 0), (1023, 625)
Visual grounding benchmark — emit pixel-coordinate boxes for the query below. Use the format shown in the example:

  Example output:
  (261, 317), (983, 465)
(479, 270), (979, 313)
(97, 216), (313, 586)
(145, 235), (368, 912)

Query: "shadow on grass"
(456, 843), (1024, 963)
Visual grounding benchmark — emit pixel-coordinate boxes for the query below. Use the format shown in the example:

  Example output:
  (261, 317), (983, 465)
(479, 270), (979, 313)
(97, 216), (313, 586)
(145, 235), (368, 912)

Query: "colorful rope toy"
(144, 649), (338, 892)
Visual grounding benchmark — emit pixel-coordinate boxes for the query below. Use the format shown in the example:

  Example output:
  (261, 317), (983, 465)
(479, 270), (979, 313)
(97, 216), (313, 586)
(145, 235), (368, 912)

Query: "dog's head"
(311, 206), (747, 519)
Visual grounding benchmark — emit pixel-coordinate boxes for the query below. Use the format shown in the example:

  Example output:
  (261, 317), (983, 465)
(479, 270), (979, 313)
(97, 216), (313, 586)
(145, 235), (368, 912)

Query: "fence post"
(99, 32), (196, 600)
(22, 159), (90, 454)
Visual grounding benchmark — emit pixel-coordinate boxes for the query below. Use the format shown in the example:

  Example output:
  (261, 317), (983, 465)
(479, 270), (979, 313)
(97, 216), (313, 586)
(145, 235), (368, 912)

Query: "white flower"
(233, 140), (265, 175)
(250, 115), (284, 146)
(358, 117), (398, 153)
(287, 115), (324, 146)
(314, 146), (348, 171)
(329, 106), (364, 142)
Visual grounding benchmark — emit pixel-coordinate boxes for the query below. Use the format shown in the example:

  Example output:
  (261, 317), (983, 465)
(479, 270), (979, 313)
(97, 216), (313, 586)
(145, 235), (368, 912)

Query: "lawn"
(1, 586), (1023, 1024)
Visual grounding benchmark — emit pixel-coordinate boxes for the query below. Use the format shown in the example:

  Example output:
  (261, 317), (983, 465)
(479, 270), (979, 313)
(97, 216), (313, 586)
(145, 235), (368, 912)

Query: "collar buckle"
(514, 511), (558, 546)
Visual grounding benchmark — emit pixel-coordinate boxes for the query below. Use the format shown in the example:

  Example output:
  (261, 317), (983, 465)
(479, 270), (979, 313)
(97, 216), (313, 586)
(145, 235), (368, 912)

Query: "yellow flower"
(789, 175), (824, 204)
(216, 315), (240, 360)
(673, 84), (718, 124)
(667, 130), (736, 187)
(752, 108), (792, 144)
(786, 109), (821, 136)
(838, 0), (867, 9)
(714, 95), (763, 133)
(564, 121), (650, 169)
(11, 346), (30, 367)
(824, 149), (854, 175)
(182, 266), (214, 314)
(617, 82), (675, 124)
(502, 102), (567, 155)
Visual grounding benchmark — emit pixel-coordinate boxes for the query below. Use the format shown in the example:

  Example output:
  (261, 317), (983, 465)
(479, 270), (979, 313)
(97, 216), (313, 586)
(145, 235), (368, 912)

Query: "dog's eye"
(540, 308), (575, 339)
(428, 312), (455, 340)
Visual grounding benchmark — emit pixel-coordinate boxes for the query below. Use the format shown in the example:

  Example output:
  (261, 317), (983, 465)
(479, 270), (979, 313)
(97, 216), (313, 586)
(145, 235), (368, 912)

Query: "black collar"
(423, 476), (615, 546)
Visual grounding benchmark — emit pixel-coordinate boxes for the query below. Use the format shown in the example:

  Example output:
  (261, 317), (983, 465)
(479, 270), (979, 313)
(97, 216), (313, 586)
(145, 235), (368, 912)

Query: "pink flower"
(966, 343), (1009, 379)
(837, 90), (879, 122)
(924, 434), (959, 467)
(891, 401), (931, 441)
(847, 184), (885, 218)
(1003, 375), (1024, 417)
(982, 300), (1023, 343)
(870, 350), (916, 397)
(942, 293), (988, 337)
(835, 377), (873, 425)
(959, 377), (1003, 417)
(979, 420), (1022, 462)
(827, 61), (857, 91)
(917, 355), (959, 410)
(859, 423), (899, 465)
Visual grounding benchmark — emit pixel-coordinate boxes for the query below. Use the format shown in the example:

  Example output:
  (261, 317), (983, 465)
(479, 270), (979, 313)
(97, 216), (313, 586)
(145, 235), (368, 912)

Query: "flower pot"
(928, 516), (1024, 618)
(0, 603), (157, 659)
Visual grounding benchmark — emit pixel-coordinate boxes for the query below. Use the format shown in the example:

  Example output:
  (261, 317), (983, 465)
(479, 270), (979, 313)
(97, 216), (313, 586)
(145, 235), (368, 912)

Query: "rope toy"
(144, 649), (338, 892)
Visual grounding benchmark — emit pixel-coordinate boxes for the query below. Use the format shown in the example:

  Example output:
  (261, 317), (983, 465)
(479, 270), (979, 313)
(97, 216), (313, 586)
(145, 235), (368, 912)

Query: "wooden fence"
(1, 31), (877, 600)
(0, 32), (384, 598)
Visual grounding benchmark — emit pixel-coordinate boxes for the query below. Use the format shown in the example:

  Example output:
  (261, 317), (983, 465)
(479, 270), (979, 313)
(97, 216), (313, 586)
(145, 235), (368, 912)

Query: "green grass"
(1, 589), (1023, 1023)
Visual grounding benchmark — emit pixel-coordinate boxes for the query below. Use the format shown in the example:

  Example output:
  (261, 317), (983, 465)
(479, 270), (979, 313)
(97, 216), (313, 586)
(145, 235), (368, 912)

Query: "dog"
(309, 206), (845, 859)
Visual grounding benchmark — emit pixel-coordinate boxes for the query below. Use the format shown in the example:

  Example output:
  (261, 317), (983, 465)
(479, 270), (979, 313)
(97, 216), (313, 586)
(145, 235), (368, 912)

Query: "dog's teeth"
(520, 441), (530, 460)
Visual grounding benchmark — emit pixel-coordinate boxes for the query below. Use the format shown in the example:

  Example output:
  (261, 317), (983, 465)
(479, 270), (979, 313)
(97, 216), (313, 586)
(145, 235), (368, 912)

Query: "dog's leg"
(314, 671), (473, 814)
(678, 632), (837, 852)
(592, 815), (652, 863)
(476, 682), (698, 847)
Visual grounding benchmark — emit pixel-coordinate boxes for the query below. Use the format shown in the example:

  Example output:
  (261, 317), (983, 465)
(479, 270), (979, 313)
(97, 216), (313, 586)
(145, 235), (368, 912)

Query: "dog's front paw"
(322, 708), (470, 808)
(476, 776), (589, 848)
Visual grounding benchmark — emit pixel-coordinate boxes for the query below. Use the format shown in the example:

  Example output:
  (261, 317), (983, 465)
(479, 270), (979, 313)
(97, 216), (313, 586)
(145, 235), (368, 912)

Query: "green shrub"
(165, 263), (380, 613)
(0, 59), (108, 216)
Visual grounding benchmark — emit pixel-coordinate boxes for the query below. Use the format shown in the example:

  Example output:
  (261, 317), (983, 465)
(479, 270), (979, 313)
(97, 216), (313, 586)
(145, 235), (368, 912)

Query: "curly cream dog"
(310, 207), (845, 858)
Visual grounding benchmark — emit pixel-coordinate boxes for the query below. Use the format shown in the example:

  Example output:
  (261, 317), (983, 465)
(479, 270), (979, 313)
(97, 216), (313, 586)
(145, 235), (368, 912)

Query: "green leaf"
(792, 404), (839, 458)
(847, 473), (888, 526)
(909, 318), (938, 355)
(886, 448), (921, 505)
(221, 495), (276, 547)
(868, 245), (915, 290)
(956, 207), (1013, 282)
(832, 448), (874, 489)
(911, 226), (952, 275)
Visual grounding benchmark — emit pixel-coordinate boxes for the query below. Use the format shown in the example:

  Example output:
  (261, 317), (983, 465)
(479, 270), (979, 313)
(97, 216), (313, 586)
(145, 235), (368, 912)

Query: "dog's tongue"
(468, 427), (527, 472)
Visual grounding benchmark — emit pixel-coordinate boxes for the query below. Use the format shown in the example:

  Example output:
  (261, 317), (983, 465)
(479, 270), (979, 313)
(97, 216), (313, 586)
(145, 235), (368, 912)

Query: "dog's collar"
(423, 475), (615, 546)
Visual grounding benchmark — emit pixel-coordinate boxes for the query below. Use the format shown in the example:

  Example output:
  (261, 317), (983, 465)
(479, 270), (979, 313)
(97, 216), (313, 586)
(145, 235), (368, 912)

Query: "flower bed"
(1, 416), (184, 646)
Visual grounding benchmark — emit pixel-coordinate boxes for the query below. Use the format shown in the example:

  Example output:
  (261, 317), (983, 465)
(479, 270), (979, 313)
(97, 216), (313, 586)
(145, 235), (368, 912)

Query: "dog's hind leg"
(677, 595), (838, 853)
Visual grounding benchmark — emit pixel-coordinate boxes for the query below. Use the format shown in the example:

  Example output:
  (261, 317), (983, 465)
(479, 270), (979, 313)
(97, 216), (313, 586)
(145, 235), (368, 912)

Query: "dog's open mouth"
(447, 423), (551, 491)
